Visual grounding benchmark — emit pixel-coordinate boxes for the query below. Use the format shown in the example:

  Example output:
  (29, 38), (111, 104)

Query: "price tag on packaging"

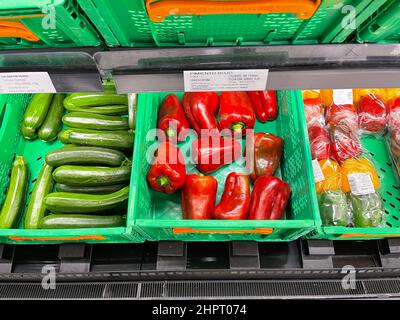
(312, 159), (325, 182)
(0, 72), (56, 93)
(333, 89), (353, 105)
(183, 69), (269, 92)
(348, 173), (375, 196)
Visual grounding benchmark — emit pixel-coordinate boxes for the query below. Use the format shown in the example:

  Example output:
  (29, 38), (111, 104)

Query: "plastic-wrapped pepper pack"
(303, 89), (387, 228)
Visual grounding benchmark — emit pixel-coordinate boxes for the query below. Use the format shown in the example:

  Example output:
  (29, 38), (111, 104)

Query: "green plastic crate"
(78, 0), (388, 47)
(0, 94), (143, 244)
(304, 108), (400, 241)
(0, 0), (102, 49)
(129, 90), (319, 242)
(76, 0), (155, 47)
(357, 0), (400, 43)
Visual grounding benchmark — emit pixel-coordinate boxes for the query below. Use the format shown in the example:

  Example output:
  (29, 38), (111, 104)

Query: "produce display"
(305, 89), (393, 228)
(0, 92), (134, 230)
(146, 91), (292, 221)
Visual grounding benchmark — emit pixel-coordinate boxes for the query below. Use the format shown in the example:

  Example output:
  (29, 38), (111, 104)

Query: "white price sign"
(348, 173), (375, 196)
(312, 159), (325, 182)
(333, 89), (353, 105)
(0, 72), (56, 93)
(184, 69), (269, 92)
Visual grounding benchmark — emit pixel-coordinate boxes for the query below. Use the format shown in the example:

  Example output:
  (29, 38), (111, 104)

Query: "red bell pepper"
(246, 132), (283, 182)
(158, 94), (190, 141)
(357, 94), (387, 133)
(303, 98), (324, 127)
(191, 136), (242, 174)
(183, 92), (219, 136)
(330, 126), (362, 163)
(308, 125), (331, 161)
(147, 141), (186, 194)
(219, 92), (256, 135)
(326, 103), (358, 133)
(249, 176), (291, 220)
(213, 172), (251, 220)
(247, 90), (277, 122)
(388, 97), (400, 129)
(181, 174), (217, 220)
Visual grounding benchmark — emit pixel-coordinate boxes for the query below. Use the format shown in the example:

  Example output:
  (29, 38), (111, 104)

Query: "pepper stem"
(157, 176), (170, 187)
(165, 128), (176, 138)
(231, 122), (245, 133)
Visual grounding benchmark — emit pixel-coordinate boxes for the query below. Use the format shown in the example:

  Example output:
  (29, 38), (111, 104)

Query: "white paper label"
(348, 173), (375, 196)
(0, 72), (56, 93)
(183, 69), (269, 92)
(333, 89), (353, 105)
(312, 159), (325, 182)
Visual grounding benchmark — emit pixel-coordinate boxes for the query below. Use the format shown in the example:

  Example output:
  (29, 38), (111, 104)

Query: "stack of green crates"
(0, 93), (142, 244)
(357, 0), (400, 43)
(77, 0), (388, 47)
(0, 0), (102, 49)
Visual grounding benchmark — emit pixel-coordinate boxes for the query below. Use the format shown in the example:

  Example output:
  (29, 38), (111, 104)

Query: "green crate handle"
(173, 227), (274, 235)
(146, 0), (321, 22)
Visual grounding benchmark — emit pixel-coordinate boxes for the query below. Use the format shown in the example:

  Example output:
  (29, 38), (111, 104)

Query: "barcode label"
(348, 173), (375, 196)
(312, 159), (325, 182)
(333, 89), (353, 105)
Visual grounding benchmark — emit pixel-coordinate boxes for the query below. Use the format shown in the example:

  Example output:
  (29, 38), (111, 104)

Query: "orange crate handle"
(0, 22), (39, 42)
(9, 235), (105, 241)
(146, 0), (321, 22)
(173, 227), (273, 235)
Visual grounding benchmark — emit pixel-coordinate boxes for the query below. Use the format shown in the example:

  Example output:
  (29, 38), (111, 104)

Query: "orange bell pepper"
(341, 158), (380, 193)
(315, 159), (341, 194)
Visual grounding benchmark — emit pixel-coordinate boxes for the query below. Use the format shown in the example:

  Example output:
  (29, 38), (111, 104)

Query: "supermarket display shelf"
(0, 43), (399, 93)
(0, 240), (400, 299)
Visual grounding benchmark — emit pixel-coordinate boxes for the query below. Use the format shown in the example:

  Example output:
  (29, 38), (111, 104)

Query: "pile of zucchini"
(21, 93), (65, 141)
(0, 93), (135, 230)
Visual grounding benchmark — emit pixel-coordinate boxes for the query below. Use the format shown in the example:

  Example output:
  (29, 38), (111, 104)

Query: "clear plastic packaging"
(388, 128), (400, 180)
(330, 126), (362, 163)
(318, 190), (352, 227)
(303, 96), (325, 127)
(354, 89), (387, 135)
(308, 125), (331, 161)
(348, 192), (386, 228)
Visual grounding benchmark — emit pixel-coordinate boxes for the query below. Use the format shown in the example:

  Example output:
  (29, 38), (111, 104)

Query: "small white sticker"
(183, 69), (269, 92)
(348, 173), (375, 196)
(312, 159), (325, 182)
(333, 89), (353, 105)
(0, 72), (56, 93)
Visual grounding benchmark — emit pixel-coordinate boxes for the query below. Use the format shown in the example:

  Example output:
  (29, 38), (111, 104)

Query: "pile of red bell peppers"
(147, 90), (292, 220)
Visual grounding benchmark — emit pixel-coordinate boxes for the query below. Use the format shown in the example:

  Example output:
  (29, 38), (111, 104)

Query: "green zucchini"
(58, 129), (72, 144)
(39, 214), (125, 229)
(38, 94), (65, 142)
(53, 164), (131, 186)
(20, 123), (37, 140)
(44, 186), (130, 213)
(63, 93), (128, 108)
(45, 146), (129, 167)
(55, 183), (127, 195)
(63, 104), (128, 115)
(24, 164), (54, 229)
(0, 156), (29, 229)
(23, 93), (53, 130)
(62, 112), (129, 131)
(67, 128), (134, 150)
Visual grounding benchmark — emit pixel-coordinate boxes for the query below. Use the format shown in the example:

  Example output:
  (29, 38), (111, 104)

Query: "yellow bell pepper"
(315, 159), (341, 194)
(341, 158), (380, 193)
